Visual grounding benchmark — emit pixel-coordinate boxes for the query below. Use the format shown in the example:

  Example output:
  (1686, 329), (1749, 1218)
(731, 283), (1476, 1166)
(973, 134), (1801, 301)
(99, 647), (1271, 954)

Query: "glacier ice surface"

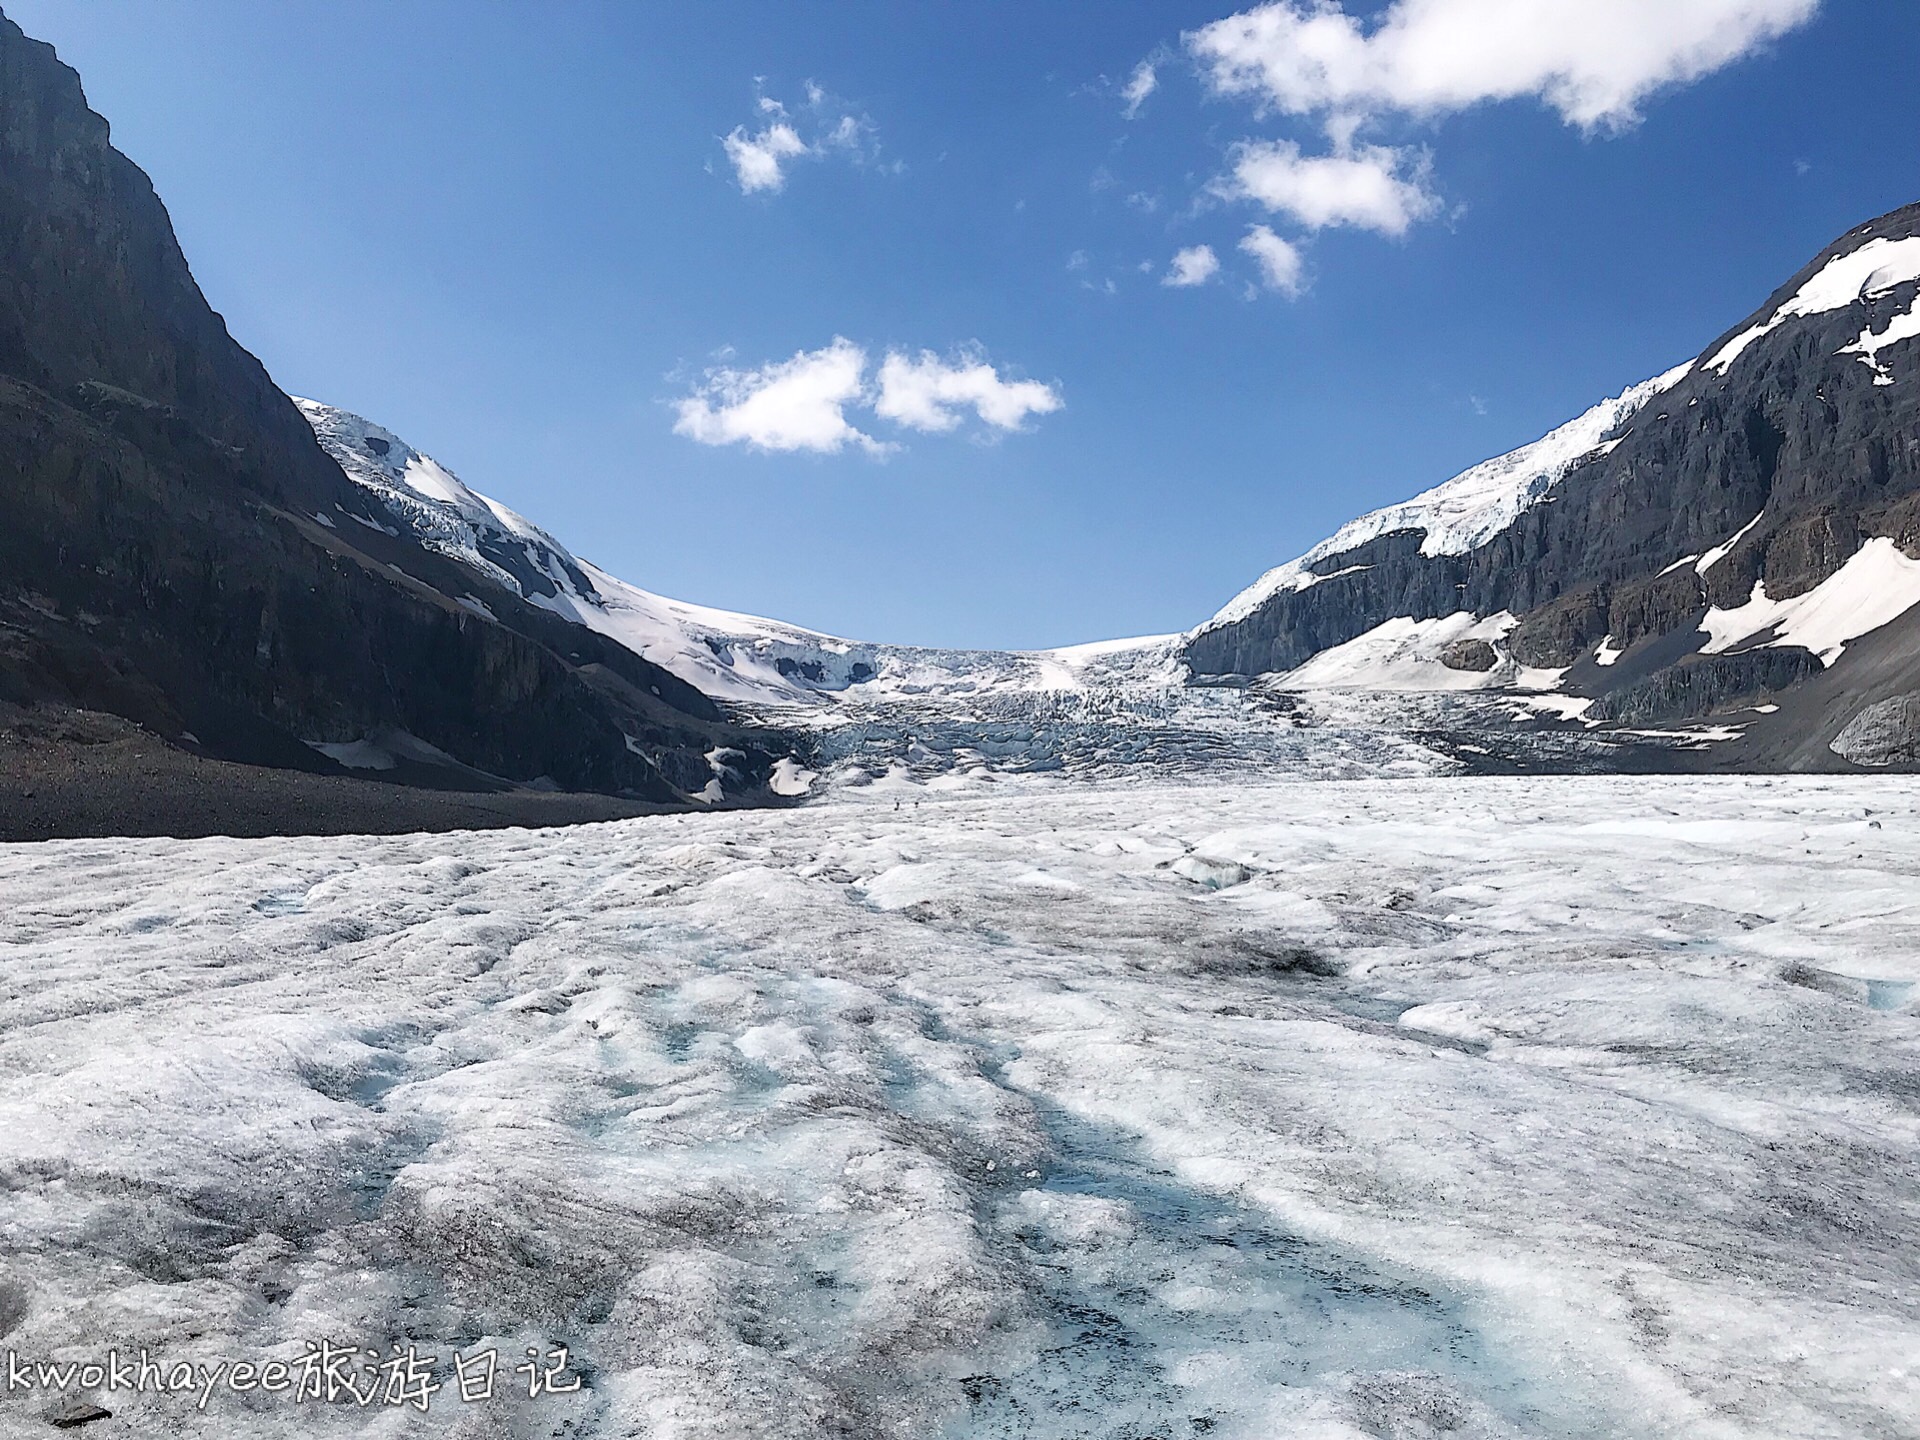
(2, 775), (1917, 1436)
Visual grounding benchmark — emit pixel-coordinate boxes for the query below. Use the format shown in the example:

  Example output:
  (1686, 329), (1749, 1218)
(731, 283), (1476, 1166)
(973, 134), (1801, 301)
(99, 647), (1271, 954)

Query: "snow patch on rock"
(1699, 537), (1920, 665)
(769, 757), (819, 796)
(1704, 233), (1920, 375)
(1273, 612), (1561, 693)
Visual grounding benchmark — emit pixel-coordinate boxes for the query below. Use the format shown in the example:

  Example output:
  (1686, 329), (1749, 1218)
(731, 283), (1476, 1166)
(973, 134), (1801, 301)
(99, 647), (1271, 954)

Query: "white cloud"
(1163, 244), (1222, 287)
(1169, 2), (1817, 272)
(1122, 59), (1160, 118)
(675, 342), (1060, 454)
(1186, 0), (1818, 132)
(874, 350), (1063, 433)
(721, 82), (885, 194)
(673, 339), (888, 455)
(1239, 224), (1305, 294)
(1224, 138), (1438, 234)
(722, 121), (810, 194)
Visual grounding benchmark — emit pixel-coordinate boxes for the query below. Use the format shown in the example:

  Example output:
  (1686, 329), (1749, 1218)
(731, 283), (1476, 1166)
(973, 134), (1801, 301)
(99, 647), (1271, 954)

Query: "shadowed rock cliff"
(0, 10), (798, 811)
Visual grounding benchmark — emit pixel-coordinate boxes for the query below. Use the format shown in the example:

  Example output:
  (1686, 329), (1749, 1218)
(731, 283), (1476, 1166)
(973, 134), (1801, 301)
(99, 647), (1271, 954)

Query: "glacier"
(1704, 232), (1920, 376)
(291, 397), (1654, 733)
(290, 399), (1723, 796)
(2, 774), (1916, 1437)
(9, 305), (1883, 1440)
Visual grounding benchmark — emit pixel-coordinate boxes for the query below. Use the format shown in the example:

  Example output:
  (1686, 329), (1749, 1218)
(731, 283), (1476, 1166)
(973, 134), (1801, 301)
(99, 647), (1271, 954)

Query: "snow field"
(1, 776), (1917, 1436)
(1699, 536), (1920, 666)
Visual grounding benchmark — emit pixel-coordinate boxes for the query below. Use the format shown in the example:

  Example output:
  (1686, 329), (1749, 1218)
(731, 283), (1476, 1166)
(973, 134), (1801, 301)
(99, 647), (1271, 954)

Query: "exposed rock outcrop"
(1830, 693), (1920, 767)
(1439, 638), (1498, 672)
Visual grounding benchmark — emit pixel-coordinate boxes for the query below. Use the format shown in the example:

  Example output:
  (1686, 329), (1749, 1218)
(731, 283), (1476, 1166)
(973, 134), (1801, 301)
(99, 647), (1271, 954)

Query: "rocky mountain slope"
(0, 10), (795, 820)
(1186, 200), (1920, 769)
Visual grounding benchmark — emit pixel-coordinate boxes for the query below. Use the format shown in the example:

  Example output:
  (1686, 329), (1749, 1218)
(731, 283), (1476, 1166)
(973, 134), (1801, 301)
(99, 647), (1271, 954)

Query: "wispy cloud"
(1186, 0), (1819, 132)
(722, 121), (810, 194)
(1238, 224), (1305, 295)
(1162, 0), (1819, 262)
(1222, 139), (1438, 235)
(1121, 59), (1160, 118)
(874, 350), (1064, 433)
(673, 339), (886, 454)
(719, 81), (888, 195)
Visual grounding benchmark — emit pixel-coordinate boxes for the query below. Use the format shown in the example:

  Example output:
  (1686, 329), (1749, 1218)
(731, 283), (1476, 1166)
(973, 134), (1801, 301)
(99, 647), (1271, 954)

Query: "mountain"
(1186, 200), (1920, 769)
(10, 0), (1914, 834)
(294, 398), (1185, 709)
(0, 10), (800, 830)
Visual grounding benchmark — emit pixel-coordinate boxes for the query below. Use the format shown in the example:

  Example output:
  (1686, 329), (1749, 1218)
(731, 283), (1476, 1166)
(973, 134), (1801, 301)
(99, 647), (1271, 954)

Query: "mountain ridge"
(295, 186), (1920, 776)
(293, 397), (1187, 709)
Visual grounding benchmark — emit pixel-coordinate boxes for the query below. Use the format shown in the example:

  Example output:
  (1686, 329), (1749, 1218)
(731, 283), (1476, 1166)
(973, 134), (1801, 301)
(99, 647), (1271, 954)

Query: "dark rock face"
(1589, 648), (1823, 726)
(1506, 586), (1610, 669)
(0, 22), (356, 517)
(0, 12), (795, 803)
(1186, 199), (1920, 760)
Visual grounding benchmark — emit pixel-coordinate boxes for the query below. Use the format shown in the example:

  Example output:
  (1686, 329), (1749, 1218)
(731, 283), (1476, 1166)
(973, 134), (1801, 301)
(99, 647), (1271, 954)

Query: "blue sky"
(11, 1), (1918, 649)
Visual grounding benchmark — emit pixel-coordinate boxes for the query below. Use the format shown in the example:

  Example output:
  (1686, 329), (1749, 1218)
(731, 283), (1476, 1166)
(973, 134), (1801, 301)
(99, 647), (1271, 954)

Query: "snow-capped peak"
(1202, 362), (1693, 630)
(295, 399), (587, 600)
(298, 399), (1179, 706)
